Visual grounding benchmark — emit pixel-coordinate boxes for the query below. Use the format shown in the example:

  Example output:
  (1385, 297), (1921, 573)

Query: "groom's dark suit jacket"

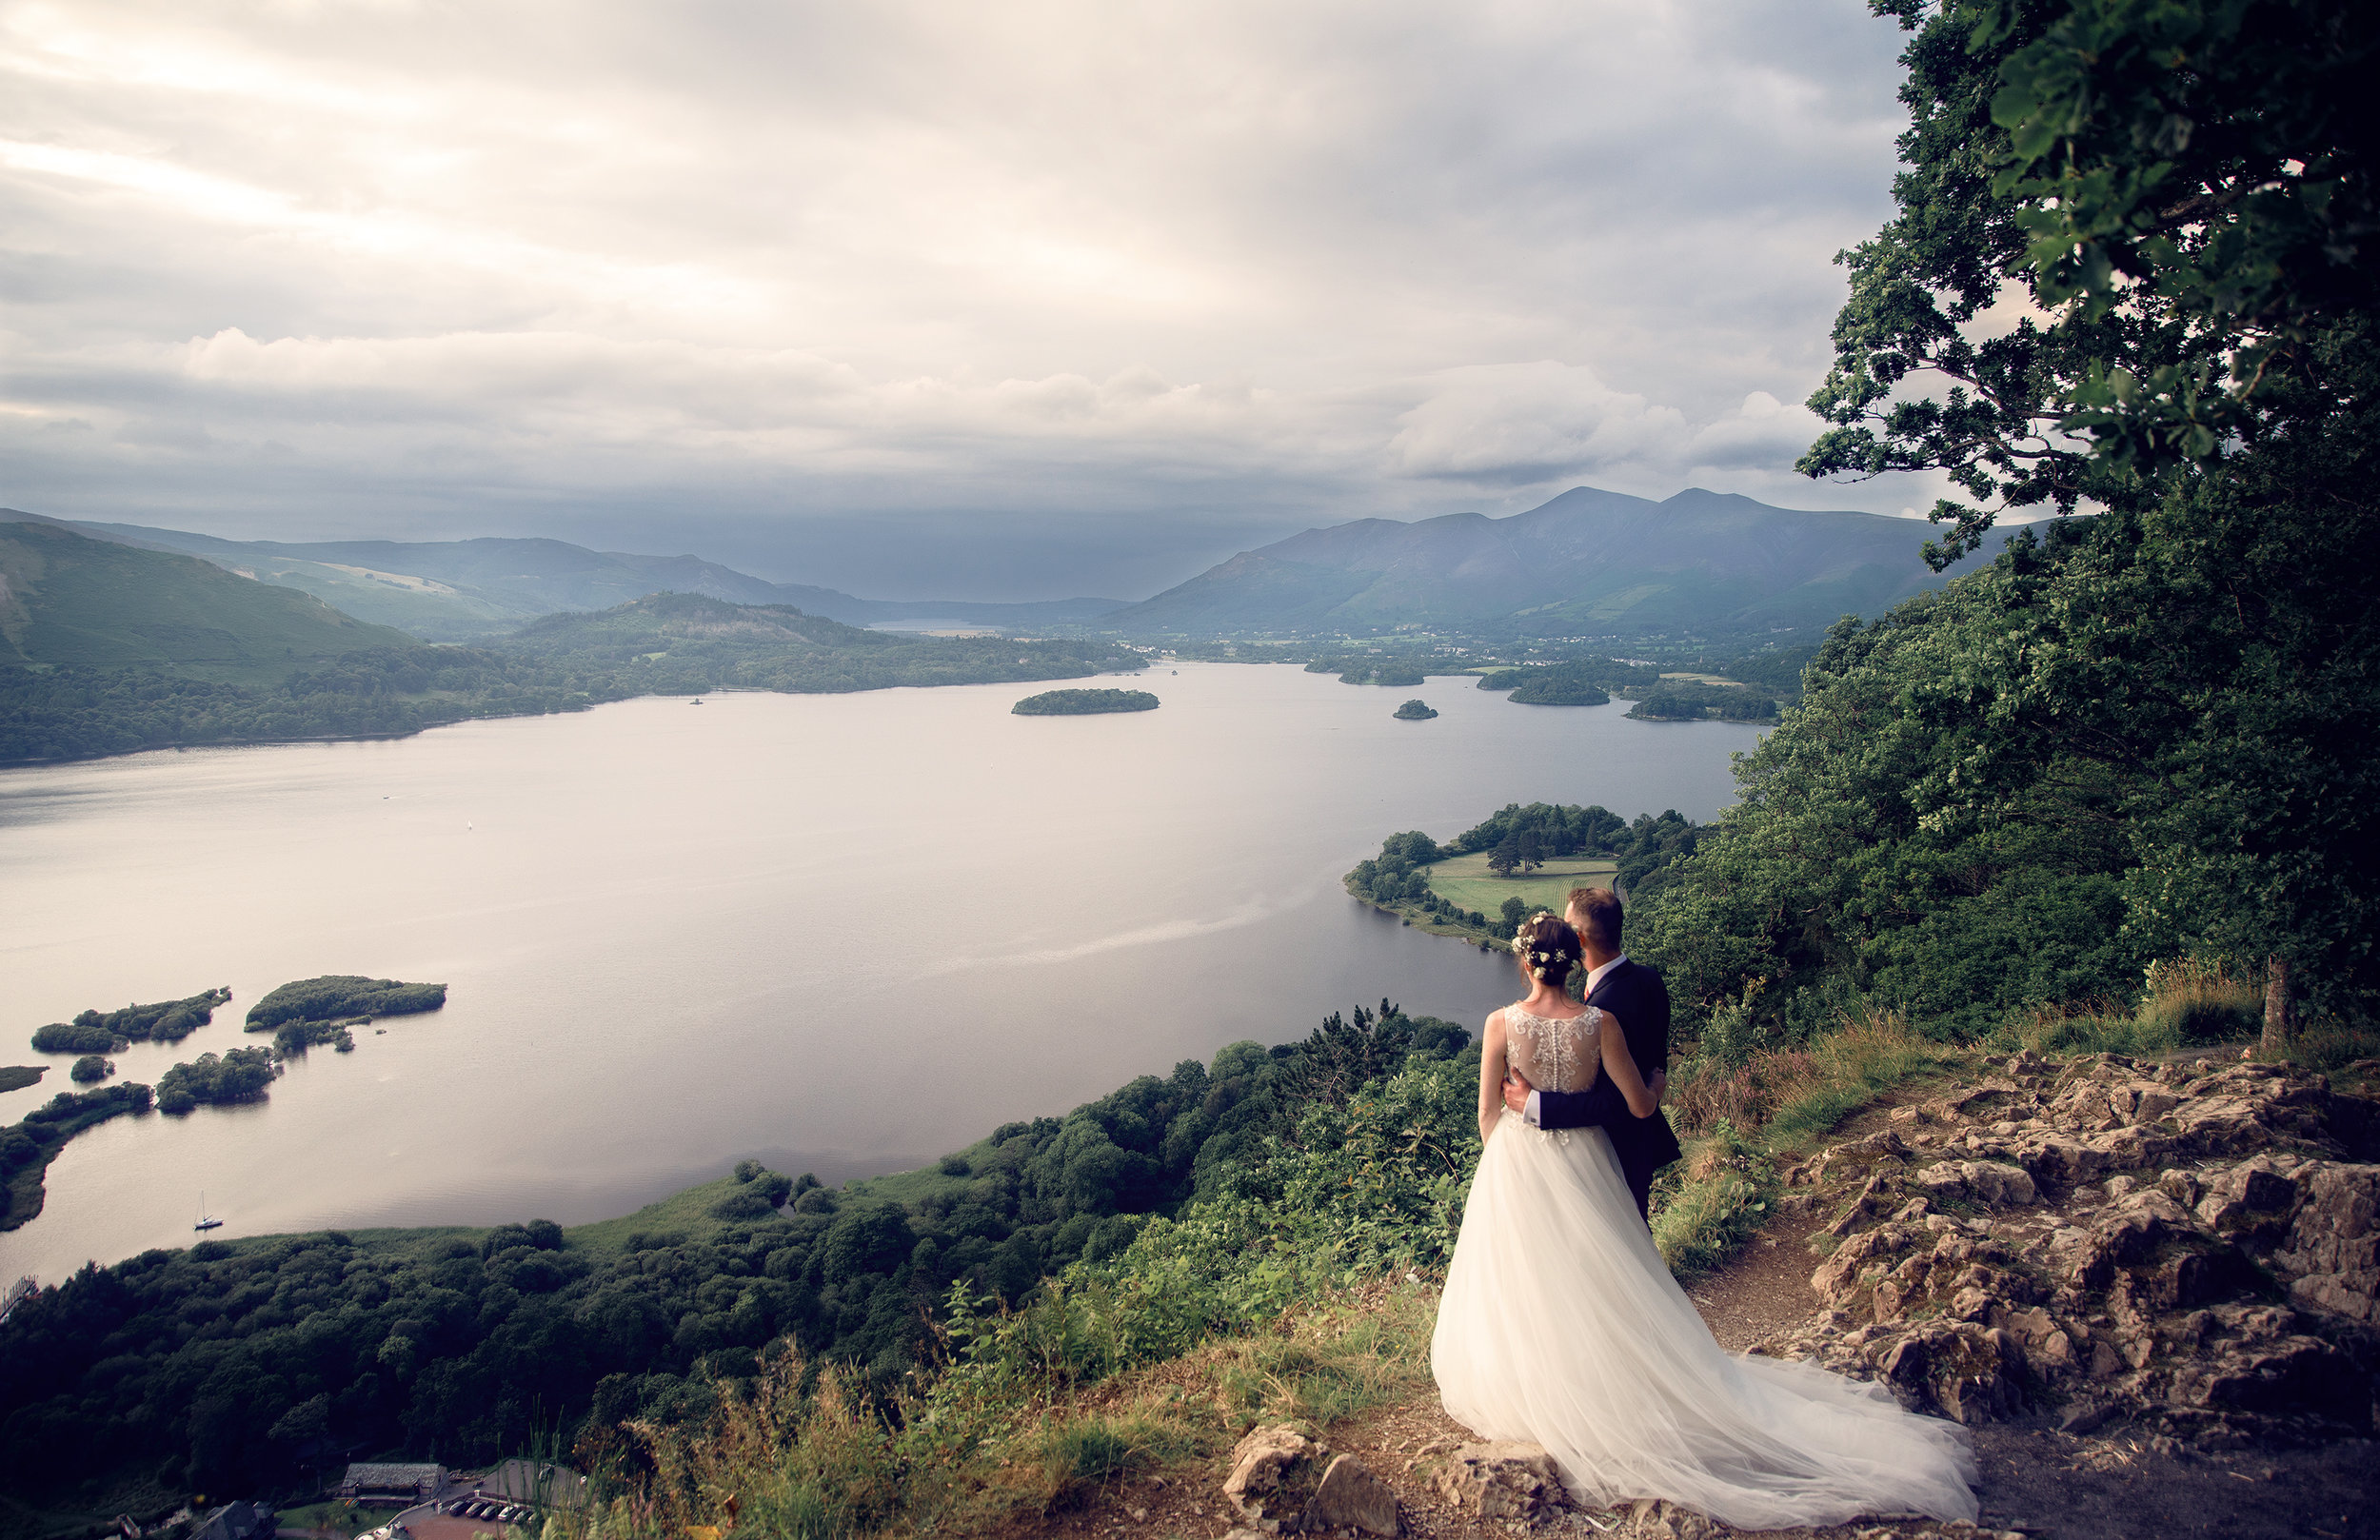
(1537, 958), (1683, 1222)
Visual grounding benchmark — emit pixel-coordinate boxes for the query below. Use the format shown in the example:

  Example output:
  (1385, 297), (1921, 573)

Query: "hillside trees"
(0, 1010), (1474, 1502)
(1780, 0), (2380, 1038)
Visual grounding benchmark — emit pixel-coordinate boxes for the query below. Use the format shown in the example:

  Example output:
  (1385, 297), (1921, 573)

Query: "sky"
(0, 0), (1951, 600)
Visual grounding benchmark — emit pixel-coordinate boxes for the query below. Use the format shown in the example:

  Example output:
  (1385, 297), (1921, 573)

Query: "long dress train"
(1431, 1004), (1978, 1529)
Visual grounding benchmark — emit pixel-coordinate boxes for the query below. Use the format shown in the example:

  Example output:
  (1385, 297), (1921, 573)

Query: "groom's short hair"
(1567, 887), (1623, 952)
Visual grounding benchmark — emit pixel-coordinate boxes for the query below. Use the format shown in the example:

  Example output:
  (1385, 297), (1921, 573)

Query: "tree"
(1796, 0), (2380, 1034)
(1804, 0), (2379, 563)
(1487, 837), (1522, 879)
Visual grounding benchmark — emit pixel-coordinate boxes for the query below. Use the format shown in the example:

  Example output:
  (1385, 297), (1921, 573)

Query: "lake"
(0, 663), (1764, 1284)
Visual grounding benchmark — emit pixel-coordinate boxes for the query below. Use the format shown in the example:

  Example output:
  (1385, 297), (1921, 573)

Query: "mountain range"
(13, 512), (1125, 642)
(8, 485), (2007, 652)
(1112, 485), (1981, 637)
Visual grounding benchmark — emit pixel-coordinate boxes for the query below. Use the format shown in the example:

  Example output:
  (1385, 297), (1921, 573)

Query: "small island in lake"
(155, 1047), (282, 1116)
(29, 986), (233, 1054)
(1011, 688), (1160, 716)
(1393, 699), (1438, 720)
(245, 976), (448, 1031)
(0, 1065), (44, 1095)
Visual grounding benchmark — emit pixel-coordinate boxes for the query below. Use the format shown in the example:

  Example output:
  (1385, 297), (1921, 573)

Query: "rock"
(1305, 1454), (1398, 1536)
(1877, 1322), (2023, 1423)
(1433, 1441), (1567, 1523)
(1778, 1055), (2380, 1444)
(2271, 1162), (2380, 1323)
(2195, 1155), (2302, 1248)
(1223, 1425), (1326, 1532)
(2060, 1401), (2115, 1434)
(1621, 1497), (1720, 1540)
(1914, 1159), (2039, 1210)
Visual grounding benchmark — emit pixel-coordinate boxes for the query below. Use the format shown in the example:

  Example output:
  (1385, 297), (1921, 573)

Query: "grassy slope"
(0, 522), (417, 683)
(1421, 851), (1618, 917)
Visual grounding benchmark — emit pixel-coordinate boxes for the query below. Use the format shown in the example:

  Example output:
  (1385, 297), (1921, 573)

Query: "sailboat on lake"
(194, 1193), (222, 1232)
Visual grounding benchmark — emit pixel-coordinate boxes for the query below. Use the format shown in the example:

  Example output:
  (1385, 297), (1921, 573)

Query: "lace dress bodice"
(1506, 1003), (1602, 1095)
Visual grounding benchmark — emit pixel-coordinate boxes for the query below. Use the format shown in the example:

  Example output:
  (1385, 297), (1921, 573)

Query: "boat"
(691, 697), (704, 705)
(193, 1193), (222, 1232)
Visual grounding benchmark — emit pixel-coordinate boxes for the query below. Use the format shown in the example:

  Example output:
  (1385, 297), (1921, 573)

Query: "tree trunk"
(2262, 954), (2293, 1057)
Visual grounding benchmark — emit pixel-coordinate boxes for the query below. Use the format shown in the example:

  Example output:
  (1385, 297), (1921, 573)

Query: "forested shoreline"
(0, 595), (1148, 767)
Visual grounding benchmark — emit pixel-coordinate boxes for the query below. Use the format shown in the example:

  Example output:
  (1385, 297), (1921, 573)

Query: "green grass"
(277, 1501), (407, 1535)
(1653, 1010), (1969, 1278)
(1420, 850), (1619, 917)
(563, 1175), (763, 1258)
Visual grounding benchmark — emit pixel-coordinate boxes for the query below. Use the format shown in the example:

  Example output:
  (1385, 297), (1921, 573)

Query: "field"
(1421, 851), (1619, 918)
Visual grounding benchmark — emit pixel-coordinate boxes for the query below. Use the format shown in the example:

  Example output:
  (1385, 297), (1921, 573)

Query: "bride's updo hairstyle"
(1511, 911), (1583, 987)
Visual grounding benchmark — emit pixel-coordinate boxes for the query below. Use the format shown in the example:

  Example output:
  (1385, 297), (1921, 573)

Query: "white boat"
(194, 1192), (222, 1232)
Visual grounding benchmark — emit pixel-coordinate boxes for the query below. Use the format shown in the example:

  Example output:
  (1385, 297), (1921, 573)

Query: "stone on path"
(1306, 1452), (1399, 1535)
(1432, 1440), (1566, 1522)
(1223, 1425), (1325, 1532)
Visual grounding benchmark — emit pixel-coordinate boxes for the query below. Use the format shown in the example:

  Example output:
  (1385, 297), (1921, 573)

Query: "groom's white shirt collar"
(1521, 954), (1628, 1127)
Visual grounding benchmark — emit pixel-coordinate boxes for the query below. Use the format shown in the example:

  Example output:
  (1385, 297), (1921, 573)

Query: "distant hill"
(503, 591), (1143, 694)
(0, 516), (418, 681)
(33, 515), (1126, 641)
(1109, 485), (1992, 638)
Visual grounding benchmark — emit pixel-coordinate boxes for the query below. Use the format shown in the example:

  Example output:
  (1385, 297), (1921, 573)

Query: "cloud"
(0, 0), (1954, 594)
(1387, 368), (1831, 489)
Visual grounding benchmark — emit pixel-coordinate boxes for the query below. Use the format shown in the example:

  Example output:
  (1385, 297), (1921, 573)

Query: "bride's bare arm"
(1597, 1011), (1658, 1118)
(1478, 1010), (1512, 1145)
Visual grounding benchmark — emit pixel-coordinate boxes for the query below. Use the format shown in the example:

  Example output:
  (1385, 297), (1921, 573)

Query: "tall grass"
(561, 1283), (1442, 1540)
(597, 1352), (900, 1540)
(1997, 955), (2260, 1058)
(1651, 1007), (1962, 1277)
(1666, 1006), (1950, 1144)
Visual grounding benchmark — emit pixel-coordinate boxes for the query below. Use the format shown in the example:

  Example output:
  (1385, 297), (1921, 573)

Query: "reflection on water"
(0, 663), (1762, 1282)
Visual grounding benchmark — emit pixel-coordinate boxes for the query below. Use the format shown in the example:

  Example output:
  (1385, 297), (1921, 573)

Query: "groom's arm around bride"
(1504, 888), (1683, 1222)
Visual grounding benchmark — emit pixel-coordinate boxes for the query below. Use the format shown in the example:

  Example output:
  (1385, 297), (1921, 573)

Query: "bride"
(1431, 913), (1979, 1529)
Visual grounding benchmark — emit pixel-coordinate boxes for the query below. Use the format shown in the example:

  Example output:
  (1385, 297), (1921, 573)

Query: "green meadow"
(1420, 850), (1619, 918)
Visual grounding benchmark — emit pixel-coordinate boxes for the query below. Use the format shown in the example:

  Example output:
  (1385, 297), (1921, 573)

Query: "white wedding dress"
(1431, 1004), (1979, 1529)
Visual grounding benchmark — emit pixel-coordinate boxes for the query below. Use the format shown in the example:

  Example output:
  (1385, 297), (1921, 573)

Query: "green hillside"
(0, 518), (416, 682)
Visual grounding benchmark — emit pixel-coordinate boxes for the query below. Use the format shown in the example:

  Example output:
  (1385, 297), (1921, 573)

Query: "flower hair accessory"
(1510, 911), (1576, 980)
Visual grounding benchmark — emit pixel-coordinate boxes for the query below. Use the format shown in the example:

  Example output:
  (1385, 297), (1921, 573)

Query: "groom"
(1501, 886), (1682, 1223)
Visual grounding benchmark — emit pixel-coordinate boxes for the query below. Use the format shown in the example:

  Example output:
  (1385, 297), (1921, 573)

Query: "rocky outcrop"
(1223, 1425), (1400, 1535)
(1761, 1052), (2380, 1449)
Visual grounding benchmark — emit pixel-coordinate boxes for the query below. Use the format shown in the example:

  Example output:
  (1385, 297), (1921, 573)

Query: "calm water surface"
(0, 663), (1762, 1283)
